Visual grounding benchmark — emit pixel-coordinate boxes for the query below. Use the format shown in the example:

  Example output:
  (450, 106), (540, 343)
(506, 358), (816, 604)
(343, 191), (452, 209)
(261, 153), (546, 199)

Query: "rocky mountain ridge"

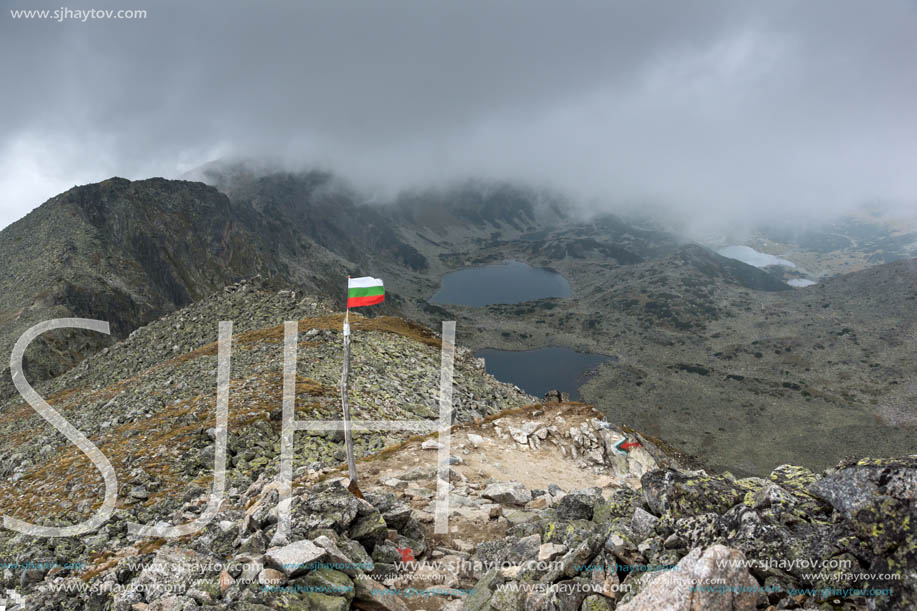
(0, 178), (298, 402)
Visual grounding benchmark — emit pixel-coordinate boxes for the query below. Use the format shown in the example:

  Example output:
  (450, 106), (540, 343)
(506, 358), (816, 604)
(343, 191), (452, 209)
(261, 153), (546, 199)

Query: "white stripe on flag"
(348, 276), (384, 289)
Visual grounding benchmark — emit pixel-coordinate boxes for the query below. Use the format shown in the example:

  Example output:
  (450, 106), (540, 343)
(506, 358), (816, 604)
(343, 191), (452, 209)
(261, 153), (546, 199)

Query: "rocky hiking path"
(303, 401), (664, 610)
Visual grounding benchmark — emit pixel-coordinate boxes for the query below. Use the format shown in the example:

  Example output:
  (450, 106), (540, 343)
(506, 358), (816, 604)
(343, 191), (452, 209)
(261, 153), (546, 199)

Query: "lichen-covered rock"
(292, 480), (363, 534)
(592, 486), (646, 525)
(808, 456), (916, 521)
(556, 490), (602, 521)
(313, 533), (371, 577)
(540, 577), (594, 610)
(580, 593), (615, 610)
(769, 463), (819, 490)
(465, 568), (506, 611)
(295, 568), (355, 602)
(381, 504), (413, 531)
(488, 587), (523, 610)
(809, 456), (917, 609)
(352, 575), (411, 611)
(641, 469), (746, 518)
(616, 545), (765, 611)
(264, 539), (326, 578)
(543, 533), (606, 582)
(715, 503), (840, 583)
(130, 547), (221, 604)
(630, 507), (659, 539)
(466, 533), (543, 581)
(450, 457), (914, 610)
(348, 510), (388, 551)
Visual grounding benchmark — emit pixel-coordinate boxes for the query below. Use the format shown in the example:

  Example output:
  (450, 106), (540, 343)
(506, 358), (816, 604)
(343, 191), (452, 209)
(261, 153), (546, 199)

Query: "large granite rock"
(264, 540), (326, 578)
(616, 545), (765, 611)
(641, 469), (748, 518)
(482, 481), (532, 506)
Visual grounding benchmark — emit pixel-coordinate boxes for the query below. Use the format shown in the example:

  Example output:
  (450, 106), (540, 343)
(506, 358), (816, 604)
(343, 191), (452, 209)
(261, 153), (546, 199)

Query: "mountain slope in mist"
(0, 178), (290, 396)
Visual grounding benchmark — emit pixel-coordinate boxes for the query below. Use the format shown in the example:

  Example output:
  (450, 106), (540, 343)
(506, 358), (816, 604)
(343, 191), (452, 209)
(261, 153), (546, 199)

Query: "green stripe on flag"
(348, 286), (385, 298)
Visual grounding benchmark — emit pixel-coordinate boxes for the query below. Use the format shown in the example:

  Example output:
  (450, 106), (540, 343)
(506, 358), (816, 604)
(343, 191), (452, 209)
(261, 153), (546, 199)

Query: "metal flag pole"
(341, 276), (363, 498)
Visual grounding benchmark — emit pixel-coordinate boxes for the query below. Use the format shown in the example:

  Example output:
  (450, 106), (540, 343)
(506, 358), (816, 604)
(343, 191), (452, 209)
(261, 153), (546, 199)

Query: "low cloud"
(1, 1), (915, 231)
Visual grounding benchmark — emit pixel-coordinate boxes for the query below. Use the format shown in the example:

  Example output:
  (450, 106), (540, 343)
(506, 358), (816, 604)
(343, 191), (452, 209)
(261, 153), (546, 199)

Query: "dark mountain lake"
(429, 260), (571, 306)
(474, 347), (616, 400)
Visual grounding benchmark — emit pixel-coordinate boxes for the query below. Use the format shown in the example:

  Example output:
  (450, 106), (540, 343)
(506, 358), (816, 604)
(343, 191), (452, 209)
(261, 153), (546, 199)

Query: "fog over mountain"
(2, 0), (916, 232)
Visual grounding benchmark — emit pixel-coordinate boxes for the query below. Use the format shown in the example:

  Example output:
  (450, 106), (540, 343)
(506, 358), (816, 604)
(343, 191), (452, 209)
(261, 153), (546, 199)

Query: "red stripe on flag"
(347, 294), (385, 308)
(619, 441), (642, 451)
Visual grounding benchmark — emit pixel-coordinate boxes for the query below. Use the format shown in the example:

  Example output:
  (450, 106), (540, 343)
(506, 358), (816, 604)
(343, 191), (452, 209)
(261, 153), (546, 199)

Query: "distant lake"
(474, 347), (615, 400)
(717, 245), (796, 268)
(430, 261), (571, 306)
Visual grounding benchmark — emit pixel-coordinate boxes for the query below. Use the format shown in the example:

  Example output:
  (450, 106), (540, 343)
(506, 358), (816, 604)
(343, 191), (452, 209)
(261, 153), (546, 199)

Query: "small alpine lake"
(473, 346), (616, 400)
(429, 260), (571, 306)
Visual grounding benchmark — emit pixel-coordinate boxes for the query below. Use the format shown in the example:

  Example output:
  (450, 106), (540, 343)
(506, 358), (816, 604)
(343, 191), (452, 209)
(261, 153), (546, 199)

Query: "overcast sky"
(1, 0), (915, 233)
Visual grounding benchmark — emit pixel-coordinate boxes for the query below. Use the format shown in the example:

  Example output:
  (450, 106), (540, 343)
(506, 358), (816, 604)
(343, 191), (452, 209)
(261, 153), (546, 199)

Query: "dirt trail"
(304, 402), (658, 610)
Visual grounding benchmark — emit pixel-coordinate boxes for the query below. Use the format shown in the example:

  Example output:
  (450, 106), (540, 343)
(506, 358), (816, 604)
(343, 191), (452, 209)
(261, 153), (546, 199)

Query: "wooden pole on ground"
(341, 279), (363, 498)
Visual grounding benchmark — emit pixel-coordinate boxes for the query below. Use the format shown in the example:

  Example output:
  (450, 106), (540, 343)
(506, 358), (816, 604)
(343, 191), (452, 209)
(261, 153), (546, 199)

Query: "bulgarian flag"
(347, 276), (385, 308)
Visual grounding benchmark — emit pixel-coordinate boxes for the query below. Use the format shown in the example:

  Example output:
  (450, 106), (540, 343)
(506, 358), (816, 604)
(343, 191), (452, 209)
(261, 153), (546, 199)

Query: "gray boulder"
(616, 545), (765, 611)
(264, 539), (326, 578)
(641, 469), (747, 517)
(483, 481), (532, 506)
